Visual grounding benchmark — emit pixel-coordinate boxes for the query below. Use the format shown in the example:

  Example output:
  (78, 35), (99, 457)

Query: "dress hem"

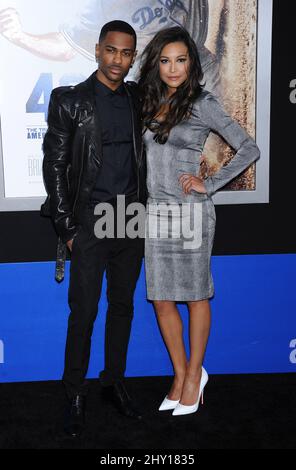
(146, 290), (214, 302)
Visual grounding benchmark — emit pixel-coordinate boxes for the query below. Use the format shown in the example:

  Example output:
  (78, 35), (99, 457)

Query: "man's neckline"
(94, 73), (125, 96)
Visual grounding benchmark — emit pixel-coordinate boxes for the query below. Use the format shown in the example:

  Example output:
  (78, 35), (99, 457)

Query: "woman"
(138, 27), (260, 416)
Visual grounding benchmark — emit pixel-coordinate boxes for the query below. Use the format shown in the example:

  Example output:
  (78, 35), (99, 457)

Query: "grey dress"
(144, 90), (260, 301)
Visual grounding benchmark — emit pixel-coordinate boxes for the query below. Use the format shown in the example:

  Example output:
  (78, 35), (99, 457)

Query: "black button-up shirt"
(91, 76), (137, 202)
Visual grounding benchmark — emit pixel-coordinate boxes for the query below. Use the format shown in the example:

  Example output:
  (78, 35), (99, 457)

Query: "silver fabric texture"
(144, 90), (260, 301)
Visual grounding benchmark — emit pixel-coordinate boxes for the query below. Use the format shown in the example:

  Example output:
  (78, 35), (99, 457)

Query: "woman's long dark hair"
(138, 26), (204, 144)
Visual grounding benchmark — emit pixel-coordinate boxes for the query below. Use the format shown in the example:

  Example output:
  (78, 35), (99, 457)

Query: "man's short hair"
(99, 20), (137, 49)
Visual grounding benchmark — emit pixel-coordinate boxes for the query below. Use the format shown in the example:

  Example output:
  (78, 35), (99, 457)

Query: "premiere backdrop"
(0, 0), (268, 209)
(0, 0), (296, 382)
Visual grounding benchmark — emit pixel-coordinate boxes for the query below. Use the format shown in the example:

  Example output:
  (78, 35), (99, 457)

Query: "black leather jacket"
(41, 71), (147, 281)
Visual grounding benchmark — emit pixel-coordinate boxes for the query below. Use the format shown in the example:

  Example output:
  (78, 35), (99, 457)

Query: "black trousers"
(62, 196), (144, 399)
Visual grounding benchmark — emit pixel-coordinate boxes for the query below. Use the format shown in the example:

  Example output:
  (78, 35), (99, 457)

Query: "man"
(42, 20), (146, 438)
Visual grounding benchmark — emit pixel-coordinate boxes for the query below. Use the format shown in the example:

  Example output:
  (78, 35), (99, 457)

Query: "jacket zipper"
(72, 144), (84, 217)
(129, 101), (140, 201)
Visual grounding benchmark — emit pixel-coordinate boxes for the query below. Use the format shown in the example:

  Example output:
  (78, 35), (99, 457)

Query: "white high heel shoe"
(158, 395), (180, 411)
(172, 366), (208, 416)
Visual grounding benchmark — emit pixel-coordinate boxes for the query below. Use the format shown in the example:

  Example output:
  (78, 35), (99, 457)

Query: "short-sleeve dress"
(144, 90), (260, 301)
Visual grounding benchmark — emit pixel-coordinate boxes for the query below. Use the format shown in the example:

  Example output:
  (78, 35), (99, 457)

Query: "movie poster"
(0, 0), (268, 207)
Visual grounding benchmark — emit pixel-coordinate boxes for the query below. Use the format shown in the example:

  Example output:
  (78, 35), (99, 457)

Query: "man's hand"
(179, 173), (207, 195)
(0, 8), (24, 43)
(66, 239), (74, 252)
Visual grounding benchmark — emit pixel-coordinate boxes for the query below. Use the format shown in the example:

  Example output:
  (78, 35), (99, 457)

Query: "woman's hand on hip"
(179, 173), (207, 195)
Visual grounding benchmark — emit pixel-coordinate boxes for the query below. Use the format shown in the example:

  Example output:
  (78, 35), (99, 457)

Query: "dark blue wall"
(1, 254), (295, 382)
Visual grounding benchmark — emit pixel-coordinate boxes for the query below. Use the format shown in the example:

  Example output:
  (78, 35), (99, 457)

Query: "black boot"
(64, 394), (86, 438)
(101, 381), (142, 420)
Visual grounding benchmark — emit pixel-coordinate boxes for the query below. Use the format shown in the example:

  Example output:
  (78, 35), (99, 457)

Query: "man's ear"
(95, 42), (100, 63)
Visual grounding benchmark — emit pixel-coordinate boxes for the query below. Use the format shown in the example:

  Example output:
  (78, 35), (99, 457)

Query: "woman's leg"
(180, 299), (211, 405)
(154, 300), (188, 400)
